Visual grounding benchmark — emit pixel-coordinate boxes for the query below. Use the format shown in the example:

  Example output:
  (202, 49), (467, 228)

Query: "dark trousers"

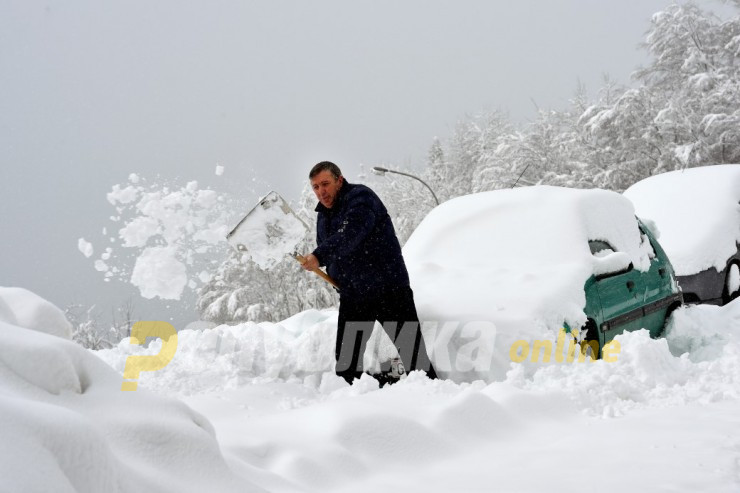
(335, 286), (438, 384)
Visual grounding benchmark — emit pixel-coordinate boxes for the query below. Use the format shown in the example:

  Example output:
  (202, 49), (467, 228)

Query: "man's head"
(310, 161), (344, 209)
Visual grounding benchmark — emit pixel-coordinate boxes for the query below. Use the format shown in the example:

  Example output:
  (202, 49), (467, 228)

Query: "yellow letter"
(602, 340), (621, 362)
(510, 340), (530, 363)
(566, 329), (578, 363)
(555, 329), (566, 363)
(531, 340), (553, 363)
(578, 340), (599, 362)
(121, 321), (178, 391)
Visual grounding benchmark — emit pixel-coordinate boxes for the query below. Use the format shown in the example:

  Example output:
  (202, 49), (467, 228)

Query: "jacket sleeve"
(315, 216), (324, 253)
(313, 191), (376, 266)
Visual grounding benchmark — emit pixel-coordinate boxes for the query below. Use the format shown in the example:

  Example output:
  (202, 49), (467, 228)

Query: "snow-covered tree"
(429, 118), (484, 201)
(419, 111), (512, 197)
(65, 301), (132, 349)
(581, 2), (740, 190)
(426, 137), (446, 193)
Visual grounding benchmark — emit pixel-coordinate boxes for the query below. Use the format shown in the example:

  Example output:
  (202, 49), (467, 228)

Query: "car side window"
(589, 239), (633, 278)
(589, 239), (615, 257)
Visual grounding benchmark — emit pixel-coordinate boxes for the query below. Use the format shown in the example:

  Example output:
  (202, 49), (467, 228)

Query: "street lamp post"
(371, 166), (440, 206)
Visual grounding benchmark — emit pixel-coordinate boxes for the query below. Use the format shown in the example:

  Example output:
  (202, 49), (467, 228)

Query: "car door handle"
(626, 281), (635, 291)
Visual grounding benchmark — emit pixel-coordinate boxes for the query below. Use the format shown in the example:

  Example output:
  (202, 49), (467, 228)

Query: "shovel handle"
(294, 254), (340, 290)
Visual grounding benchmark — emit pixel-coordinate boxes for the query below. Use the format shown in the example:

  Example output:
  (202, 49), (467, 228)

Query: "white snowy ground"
(3, 287), (740, 492)
(0, 288), (263, 492)
(94, 300), (740, 492)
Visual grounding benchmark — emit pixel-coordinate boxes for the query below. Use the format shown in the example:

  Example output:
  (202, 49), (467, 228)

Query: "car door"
(589, 240), (647, 345)
(638, 220), (682, 337)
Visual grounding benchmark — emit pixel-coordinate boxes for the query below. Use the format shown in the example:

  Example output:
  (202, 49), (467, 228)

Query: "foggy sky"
(0, 0), (730, 327)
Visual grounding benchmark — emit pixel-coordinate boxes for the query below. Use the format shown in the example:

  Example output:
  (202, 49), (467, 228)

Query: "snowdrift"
(96, 299), (740, 419)
(94, 300), (740, 492)
(0, 286), (73, 339)
(0, 288), (260, 493)
(7, 285), (740, 492)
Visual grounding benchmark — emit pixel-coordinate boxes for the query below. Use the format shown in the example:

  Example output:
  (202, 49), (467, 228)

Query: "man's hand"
(300, 253), (320, 271)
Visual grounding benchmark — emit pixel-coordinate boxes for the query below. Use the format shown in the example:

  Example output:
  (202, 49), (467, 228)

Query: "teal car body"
(576, 219), (683, 357)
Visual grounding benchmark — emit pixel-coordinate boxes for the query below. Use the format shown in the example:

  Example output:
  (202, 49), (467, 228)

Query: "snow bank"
(96, 298), (740, 417)
(170, 301), (740, 492)
(0, 286), (73, 339)
(503, 300), (740, 416)
(97, 310), (341, 395)
(98, 308), (513, 393)
(624, 164), (740, 275)
(91, 297), (740, 492)
(664, 298), (740, 362)
(403, 186), (651, 381)
(0, 292), (260, 493)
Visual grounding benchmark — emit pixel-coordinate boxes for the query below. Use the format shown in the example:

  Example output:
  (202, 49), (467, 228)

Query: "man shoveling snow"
(301, 161), (438, 385)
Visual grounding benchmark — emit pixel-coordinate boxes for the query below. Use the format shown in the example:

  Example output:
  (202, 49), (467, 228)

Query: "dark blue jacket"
(312, 181), (410, 298)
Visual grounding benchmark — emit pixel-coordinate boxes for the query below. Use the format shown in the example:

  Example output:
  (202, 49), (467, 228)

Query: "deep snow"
(0, 289), (262, 493)
(3, 285), (740, 491)
(97, 299), (740, 492)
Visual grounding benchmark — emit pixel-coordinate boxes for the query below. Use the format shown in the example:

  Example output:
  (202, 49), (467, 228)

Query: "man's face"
(311, 170), (343, 209)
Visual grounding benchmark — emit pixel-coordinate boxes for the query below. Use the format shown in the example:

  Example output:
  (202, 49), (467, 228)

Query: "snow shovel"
(226, 191), (339, 290)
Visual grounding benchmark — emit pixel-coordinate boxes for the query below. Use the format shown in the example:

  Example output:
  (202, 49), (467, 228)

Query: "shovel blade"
(226, 191), (309, 269)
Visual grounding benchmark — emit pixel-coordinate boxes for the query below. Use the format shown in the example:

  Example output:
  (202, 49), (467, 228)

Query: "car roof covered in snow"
(403, 185), (651, 338)
(624, 164), (740, 276)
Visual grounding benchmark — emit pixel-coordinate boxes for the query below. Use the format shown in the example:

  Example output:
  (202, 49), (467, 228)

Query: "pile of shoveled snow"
(0, 287), (260, 493)
(100, 298), (738, 404)
(98, 300), (740, 416)
(97, 309), (341, 395)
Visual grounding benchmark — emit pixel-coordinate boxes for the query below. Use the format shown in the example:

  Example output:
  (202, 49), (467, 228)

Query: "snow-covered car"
(403, 186), (682, 381)
(624, 165), (740, 305)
